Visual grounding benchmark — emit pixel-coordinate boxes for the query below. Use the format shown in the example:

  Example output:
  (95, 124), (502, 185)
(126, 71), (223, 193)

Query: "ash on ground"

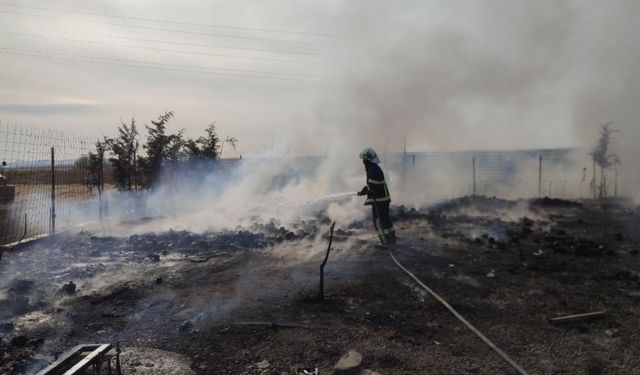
(1, 196), (640, 374)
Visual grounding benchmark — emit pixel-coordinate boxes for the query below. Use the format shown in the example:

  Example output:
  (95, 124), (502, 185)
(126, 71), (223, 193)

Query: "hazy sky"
(0, 1), (638, 157)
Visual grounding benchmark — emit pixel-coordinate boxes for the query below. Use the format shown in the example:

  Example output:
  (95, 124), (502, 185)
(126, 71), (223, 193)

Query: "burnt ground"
(1, 196), (640, 374)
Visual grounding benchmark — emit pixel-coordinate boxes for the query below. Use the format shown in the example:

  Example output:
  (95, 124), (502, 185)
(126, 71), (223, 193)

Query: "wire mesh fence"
(385, 148), (621, 202)
(0, 121), (628, 245)
(0, 123), (100, 245)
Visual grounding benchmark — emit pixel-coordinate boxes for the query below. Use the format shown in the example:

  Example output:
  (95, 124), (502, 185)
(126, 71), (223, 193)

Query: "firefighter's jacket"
(360, 163), (391, 205)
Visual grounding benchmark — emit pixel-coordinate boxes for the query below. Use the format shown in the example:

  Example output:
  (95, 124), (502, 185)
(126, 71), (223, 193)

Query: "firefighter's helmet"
(359, 147), (380, 163)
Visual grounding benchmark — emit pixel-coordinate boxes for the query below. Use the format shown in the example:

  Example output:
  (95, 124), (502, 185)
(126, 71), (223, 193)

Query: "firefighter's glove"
(357, 187), (368, 196)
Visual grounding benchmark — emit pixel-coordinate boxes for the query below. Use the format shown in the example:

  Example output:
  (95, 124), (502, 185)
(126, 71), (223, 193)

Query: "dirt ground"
(1, 196), (639, 374)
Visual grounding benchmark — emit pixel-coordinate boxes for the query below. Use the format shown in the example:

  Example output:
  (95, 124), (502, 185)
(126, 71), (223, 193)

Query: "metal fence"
(385, 148), (622, 202)
(0, 122), (628, 245)
(0, 123), (99, 245)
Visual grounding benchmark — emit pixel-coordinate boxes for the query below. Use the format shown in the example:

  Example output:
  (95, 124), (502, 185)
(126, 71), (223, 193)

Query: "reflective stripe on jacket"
(362, 163), (391, 205)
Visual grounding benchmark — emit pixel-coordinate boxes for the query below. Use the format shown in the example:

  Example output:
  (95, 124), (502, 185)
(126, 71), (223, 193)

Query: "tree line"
(85, 111), (238, 191)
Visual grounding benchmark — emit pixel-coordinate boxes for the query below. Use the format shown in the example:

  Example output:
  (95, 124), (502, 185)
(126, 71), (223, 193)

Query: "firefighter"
(357, 147), (397, 245)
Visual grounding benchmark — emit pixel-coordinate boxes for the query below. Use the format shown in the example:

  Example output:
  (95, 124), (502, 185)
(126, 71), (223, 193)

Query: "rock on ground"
(334, 350), (363, 375)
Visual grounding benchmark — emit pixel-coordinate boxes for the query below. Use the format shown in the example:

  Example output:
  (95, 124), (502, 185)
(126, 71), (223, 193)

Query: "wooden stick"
(549, 311), (606, 325)
(318, 221), (336, 301)
(232, 321), (330, 329)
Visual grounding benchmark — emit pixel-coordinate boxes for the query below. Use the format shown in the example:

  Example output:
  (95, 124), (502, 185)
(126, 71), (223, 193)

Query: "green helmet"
(359, 147), (379, 163)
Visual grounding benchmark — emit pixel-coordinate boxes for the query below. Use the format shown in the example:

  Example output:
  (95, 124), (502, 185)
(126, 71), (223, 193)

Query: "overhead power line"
(0, 2), (366, 39)
(0, 24), (345, 58)
(0, 29), (341, 67)
(0, 45), (327, 78)
(0, 9), (352, 48)
(0, 46), (326, 82)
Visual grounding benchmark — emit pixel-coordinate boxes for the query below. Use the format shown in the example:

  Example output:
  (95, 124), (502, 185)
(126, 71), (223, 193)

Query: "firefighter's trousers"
(371, 202), (396, 244)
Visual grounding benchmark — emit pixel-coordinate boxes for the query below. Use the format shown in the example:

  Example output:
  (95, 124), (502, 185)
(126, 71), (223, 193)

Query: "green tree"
(140, 111), (183, 187)
(183, 138), (204, 161)
(107, 118), (140, 191)
(182, 122), (221, 161)
(87, 138), (107, 187)
(200, 122), (221, 159)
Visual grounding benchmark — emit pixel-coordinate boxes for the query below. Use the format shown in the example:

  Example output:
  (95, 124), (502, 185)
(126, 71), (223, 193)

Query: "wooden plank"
(1, 221), (97, 248)
(549, 311), (606, 325)
(62, 344), (112, 375)
(233, 321), (331, 329)
(1, 233), (50, 249)
(36, 345), (100, 375)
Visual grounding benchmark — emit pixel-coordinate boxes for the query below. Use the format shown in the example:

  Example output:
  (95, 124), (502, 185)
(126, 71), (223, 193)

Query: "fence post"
(472, 156), (476, 196)
(50, 147), (56, 236)
(98, 153), (104, 222)
(412, 154), (416, 177)
(402, 137), (406, 182)
(538, 155), (542, 197)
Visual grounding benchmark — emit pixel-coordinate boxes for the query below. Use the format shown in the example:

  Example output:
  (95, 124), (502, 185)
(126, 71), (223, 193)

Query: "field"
(1, 196), (639, 374)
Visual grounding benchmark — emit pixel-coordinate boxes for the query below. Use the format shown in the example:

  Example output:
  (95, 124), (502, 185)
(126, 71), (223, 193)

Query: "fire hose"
(319, 196), (530, 374)
(387, 246), (530, 375)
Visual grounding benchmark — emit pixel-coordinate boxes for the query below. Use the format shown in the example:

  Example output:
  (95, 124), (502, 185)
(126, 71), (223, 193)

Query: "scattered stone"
(362, 370), (383, 375)
(334, 350), (362, 375)
(296, 367), (319, 375)
(486, 270), (496, 278)
(60, 281), (77, 295)
(256, 360), (270, 370)
(155, 277), (163, 285)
